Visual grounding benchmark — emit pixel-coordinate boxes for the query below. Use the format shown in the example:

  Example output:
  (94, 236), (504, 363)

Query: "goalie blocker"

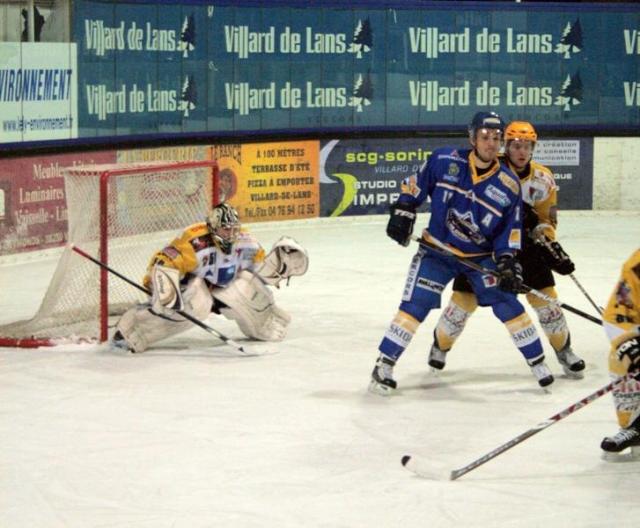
(114, 235), (309, 353)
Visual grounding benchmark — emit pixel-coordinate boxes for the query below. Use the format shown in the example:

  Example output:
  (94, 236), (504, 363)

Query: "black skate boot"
(555, 337), (585, 379)
(528, 356), (554, 388)
(369, 355), (397, 395)
(601, 415), (640, 454)
(428, 334), (448, 371)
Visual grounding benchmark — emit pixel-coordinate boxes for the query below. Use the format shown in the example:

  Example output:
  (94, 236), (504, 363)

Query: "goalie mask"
(206, 203), (240, 254)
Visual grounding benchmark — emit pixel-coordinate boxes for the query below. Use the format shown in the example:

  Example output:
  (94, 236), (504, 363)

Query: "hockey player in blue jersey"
(369, 111), (552, 395)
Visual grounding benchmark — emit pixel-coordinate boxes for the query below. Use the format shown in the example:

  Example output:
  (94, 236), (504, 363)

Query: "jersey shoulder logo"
(498, 171), (520, 195)
(161, 246), (180, 260)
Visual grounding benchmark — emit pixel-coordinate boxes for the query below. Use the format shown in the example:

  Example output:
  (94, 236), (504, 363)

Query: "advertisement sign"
(117, 145), (211, 164)
(0, 151), (116, 256)
(0, 43), (77, 143)
(320, 137), (593, 217)
(64, 1), (640, 143)
(212, 141), (319, 222)
(534, 139), (593, 209)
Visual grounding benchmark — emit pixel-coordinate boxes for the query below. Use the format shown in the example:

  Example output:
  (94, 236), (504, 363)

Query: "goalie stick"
(411, 234), (602, 326)
(70, 244), (250, 355)
(402, 374), (630, 481)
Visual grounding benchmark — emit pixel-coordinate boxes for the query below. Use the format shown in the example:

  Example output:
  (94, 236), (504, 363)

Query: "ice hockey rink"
(1, 211), (639, 528)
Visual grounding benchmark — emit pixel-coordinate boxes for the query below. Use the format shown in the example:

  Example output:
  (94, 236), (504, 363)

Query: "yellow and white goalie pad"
(212, 271), (292, 341)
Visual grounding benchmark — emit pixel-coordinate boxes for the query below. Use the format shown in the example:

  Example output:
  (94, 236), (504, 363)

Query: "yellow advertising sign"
(212, 140), (319, 222)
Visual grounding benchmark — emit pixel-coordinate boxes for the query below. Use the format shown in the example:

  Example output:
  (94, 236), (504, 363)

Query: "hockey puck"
(401, 455), (411, 467)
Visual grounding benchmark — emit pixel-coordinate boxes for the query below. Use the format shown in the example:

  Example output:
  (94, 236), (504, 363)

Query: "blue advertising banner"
(65, 1), (640, 143)
(319, 137), (593, 216)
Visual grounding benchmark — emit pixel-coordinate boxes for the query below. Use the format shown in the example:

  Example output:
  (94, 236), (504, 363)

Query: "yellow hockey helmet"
(504, 121), (538, 143)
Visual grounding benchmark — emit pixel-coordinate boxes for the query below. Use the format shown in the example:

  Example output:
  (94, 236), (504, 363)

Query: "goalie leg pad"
(212, 271), (291, 341)
(115, 278), (212, 353)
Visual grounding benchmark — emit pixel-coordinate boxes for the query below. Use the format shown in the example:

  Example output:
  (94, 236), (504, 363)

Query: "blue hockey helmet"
(468, 111), (505, 137)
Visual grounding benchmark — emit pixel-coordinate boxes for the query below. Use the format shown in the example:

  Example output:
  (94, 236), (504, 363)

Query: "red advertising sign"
(0, 151), (116, 256)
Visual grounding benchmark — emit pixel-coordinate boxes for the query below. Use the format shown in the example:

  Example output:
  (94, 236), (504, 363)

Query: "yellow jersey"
(143, 222), (265, 290)
(603, 249), (640, 348)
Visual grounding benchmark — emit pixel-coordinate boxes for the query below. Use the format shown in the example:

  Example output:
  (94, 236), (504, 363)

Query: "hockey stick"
(411, 235), (602, 326)
(532, 234), (604, 316)
(402, 374), (630, 481)
(70, 244), (249, 354)
(569, 273), (603, 315)
(449, 375), (628, 479)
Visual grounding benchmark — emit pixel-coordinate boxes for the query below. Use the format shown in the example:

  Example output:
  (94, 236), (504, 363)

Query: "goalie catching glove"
(257, 236), (309, 287)
(150, 265), (184, 315)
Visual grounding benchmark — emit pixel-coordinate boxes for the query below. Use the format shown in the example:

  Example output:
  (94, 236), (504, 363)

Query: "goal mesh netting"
(0, 160), (218, 347)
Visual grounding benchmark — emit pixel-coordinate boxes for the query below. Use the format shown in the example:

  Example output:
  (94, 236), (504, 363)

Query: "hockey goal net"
(0, 160), (219, 347)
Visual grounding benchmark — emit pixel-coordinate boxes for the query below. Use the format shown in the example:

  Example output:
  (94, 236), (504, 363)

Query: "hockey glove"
(536, 236), (575, 275)
(496, 254), (526, 294)
(386, 202), (417, 247)
(616, 337), (640, 376)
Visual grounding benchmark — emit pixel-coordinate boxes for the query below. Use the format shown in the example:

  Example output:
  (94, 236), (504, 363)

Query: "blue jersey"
(398, 147), (522, 259)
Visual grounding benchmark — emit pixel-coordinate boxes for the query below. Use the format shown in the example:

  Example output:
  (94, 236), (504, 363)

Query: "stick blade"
(401, 455), (449, 480)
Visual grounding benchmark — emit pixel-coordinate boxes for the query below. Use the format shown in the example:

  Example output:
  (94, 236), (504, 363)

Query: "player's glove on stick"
(617, 337), (640, 379)
(386, 202), (416, 247)
(496, 254), (525, 294)
(536, 236), (575, 275)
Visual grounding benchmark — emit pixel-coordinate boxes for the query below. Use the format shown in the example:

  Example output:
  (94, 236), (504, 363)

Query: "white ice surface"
(1, 212), (639, 528)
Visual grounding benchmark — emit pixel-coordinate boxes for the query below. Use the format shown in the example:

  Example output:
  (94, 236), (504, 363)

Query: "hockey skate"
(428, 337), (448, 371)
(601, 420), (640, 461)
(369, 355), (397, 395)
(555, 340), (585, 379)
(528, 357), (554, 388)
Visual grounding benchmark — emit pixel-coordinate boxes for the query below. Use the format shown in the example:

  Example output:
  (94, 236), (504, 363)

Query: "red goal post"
(0, 160), (219, 348)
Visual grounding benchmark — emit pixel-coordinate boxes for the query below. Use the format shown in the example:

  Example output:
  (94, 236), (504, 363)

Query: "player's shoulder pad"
(183, 221), (209, 239)
(181, 222), (212, 252)
(431, 147), (469, 164)
(530, 160), (552, 175)
(530, 160), (555, 181)
(624, 249), (640, 280)
(496, 161), (521, 196)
